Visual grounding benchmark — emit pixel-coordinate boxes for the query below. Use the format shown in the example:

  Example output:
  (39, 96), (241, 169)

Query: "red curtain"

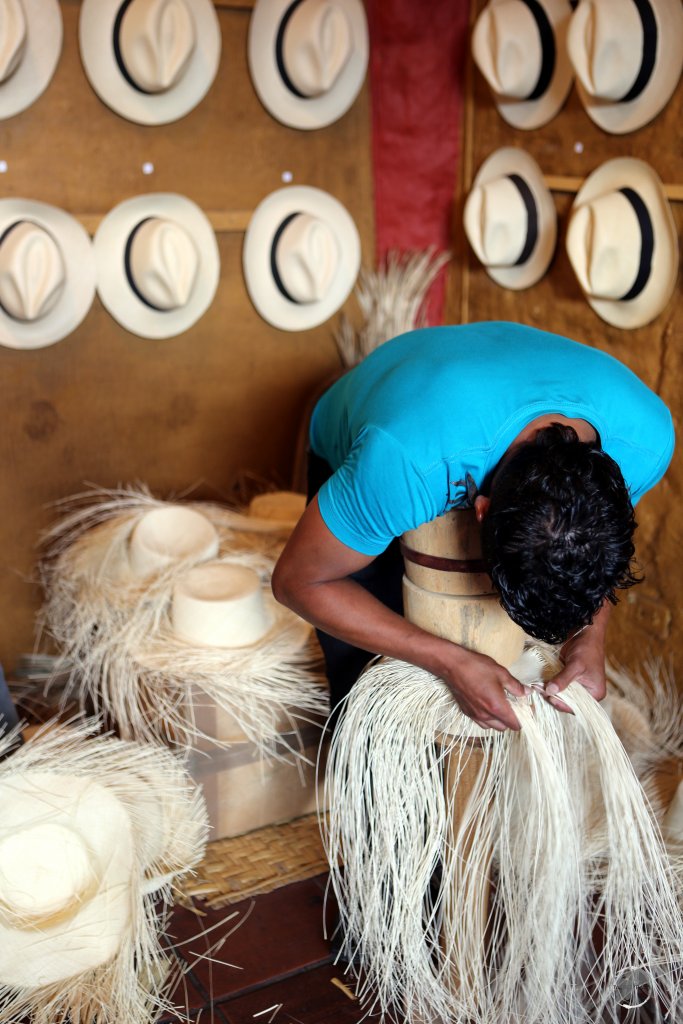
(366, 0), (470, 324)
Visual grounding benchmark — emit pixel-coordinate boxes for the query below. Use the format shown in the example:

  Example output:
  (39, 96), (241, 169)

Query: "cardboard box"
(188, 724), (328, 839)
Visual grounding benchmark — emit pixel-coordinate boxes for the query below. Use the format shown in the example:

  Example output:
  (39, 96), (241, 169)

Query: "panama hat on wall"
(243, 185), (360, 331)
(463, 148), (557, 290)
(94, 193), (220, 340)
(248, 0), (369, 129)
(0, 199), (96, 350)
(566, 157), (678, 329)
(0, 0), (62, 120)
(567, 0), (683, 135)
(472, 0), (574, 129)
(0, 721), (207, 1022)
(79, 0), (221, 126)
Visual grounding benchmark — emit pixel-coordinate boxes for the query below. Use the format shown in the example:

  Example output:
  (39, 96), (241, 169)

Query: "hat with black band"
(567, 0), (683, 134)
(463, 148), (557, 290)
(566, 158), (678, 329)
(472, 0), (574, 129)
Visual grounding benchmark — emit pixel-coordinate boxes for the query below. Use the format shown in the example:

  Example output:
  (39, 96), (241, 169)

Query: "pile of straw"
(323, 650), (683, 1024)
(37, 486), (328, 756)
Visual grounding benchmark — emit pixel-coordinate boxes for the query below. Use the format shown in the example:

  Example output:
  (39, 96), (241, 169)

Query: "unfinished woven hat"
(566, 157), (678, 329)
(567, 0), (683, 134)
(248, 0), (368, 129)
(472, 0), (574, 129)
(0, 0), (62, 120)
(0, 199), (96, 350)
(94, 193), (220, 339)
(0, 721), (207, 1024)
(243, 185), (360, 331)
(463, 148), (557, 290)
(78, 0), (221, 126)
(248, 490), (306, 531)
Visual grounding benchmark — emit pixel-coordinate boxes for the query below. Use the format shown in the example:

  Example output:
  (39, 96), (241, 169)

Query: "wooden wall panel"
(447, 0), (682, 671)
(0, 2), (373, 667)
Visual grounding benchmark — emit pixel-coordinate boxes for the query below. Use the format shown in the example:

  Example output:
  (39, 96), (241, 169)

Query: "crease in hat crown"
(0, 220), (66, 321)
(567, 0), (683, 132)
(248, 0), (368, 129)
(117, 0), (196, 94)
(273, 212), (341, 303)
(126, 217), (199, 311)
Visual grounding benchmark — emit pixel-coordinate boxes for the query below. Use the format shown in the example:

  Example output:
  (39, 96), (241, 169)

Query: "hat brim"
(0, 773), (134, 987)
(569, 157), (678, 329)
(78, 0), (221, 126)
(573, 0), (683, 134)
(94, 193), (220, 339)
(481, 0), (574, 130)
(243, 185), (360, 330)
(468, 148), (557, 289)
(0, 0), (62, 120)
(0, 200), (96, 350)
(248, 0), (368, 129)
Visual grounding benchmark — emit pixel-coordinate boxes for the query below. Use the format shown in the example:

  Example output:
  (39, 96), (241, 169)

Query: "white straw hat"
(243, 185), (360, 331)
(567, 0), (683, 135)
(0, 0), (62, 120)
(464, 148), (557, 290)
(472, 0), (573, 129)
(0, 722), (207, 1020)
(78, 0), (221, 126)
(248, 0), (368, 129)
(566, 158), (678, 329)
(94, 193), (220, 339)
(128, 504), (220, 577)
(0, 199), (96, 350)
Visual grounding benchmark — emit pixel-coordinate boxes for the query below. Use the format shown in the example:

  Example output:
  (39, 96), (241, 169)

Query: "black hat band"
(270, 212), (304, 304)
(519, 0), (556, 100)
(618, 187), (654, 302)
(507, 174), (539, 265)
(275, 0), (310, 99)
(124, 217), (170, 312)
(620, 0), (657, 103)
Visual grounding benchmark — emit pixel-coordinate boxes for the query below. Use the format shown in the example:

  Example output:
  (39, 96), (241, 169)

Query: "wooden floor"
(162, 874), (362, 1024)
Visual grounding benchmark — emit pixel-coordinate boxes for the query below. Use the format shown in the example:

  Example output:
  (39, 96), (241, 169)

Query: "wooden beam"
(544, 175), (683, 203)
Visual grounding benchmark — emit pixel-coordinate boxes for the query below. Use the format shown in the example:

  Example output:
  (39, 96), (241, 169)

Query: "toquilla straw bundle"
(0, 719), (208, 1024)
(37, 486), (328, 756)
(322, 648), (683, 1024)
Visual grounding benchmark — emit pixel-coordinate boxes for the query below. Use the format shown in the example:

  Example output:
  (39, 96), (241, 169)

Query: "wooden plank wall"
(447, 1), (682, 671)
(0, 0), (373, 667)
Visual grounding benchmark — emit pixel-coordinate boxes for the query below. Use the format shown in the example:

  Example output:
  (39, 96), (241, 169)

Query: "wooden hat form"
(401, 508), (525, 669)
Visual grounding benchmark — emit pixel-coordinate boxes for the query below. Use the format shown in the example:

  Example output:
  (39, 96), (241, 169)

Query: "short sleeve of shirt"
(316, 426), (437, 555)
(622, 409), (675, 505)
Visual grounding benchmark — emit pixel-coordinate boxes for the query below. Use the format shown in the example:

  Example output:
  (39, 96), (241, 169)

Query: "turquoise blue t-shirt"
(310, 323), (674, 556)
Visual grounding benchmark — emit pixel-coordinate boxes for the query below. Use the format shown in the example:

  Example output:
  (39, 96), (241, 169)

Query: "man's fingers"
(546, 694), (574, 714)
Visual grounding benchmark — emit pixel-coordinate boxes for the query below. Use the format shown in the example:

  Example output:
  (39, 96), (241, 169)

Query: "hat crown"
(128, 504), (219, 577)
(567, 191), (643, 299)
(0, 220), (66, 321)
(171, 562), (274, 648)
(283, 0), (352, 97)
(473, 1), (544, 98)
(465, 176), (531, 267)
(276, 212), (340, 303)
(120, 0), (196, 93)
(568, 0), (645, 99)
(0, 0), (27, 83)
(0, 822), (96, 923)
(129, 216), (199, 311)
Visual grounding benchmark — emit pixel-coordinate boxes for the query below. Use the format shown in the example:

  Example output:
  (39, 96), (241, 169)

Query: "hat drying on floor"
(79, 0), (222, 125)
(566, 157), (678, 329)
(464, 148), (557, 290)
(567, 0), (683, 134)
(0, 199), (96, 349)
(472, 0), (574, 129)
(0, 0), (62, 120)
(243, 185), (360, 331)
(94, 193), (220, 339)
(248, 0), (369, 129)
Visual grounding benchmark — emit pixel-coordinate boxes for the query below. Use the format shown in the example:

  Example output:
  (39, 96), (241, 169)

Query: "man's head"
(479, 423), (640, 643)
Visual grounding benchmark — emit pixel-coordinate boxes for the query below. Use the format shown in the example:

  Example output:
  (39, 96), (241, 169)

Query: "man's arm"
(272, 496), (527, 731)
(545, 600), (611, 710)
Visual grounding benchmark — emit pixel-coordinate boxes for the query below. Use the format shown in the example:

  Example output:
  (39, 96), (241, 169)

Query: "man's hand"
(544, 601), (611, 712)
(439, 647), (527, 732)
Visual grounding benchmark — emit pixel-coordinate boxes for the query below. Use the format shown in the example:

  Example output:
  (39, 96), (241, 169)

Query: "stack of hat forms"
(0, 0), (369, 348)
(463, 0), (681, 329)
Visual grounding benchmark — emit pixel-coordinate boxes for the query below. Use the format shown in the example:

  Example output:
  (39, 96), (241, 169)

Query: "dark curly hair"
(480, 423), (641, 644)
